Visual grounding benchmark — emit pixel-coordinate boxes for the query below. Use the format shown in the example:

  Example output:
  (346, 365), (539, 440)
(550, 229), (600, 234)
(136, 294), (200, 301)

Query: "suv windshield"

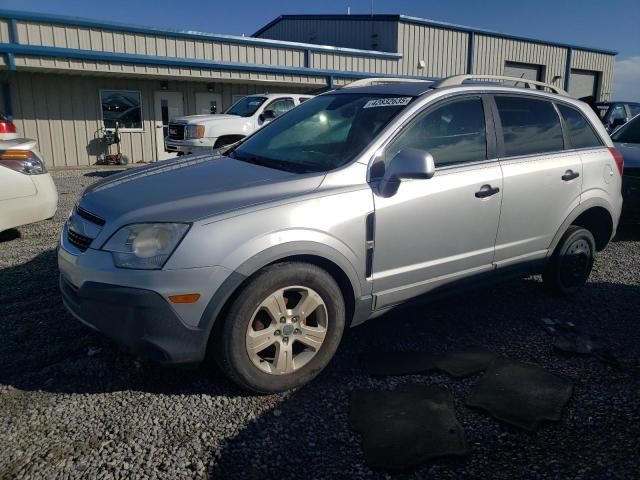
(225, 96), (268, 117)
(229, 93), (415, 173)
(611, 114), (640, 144)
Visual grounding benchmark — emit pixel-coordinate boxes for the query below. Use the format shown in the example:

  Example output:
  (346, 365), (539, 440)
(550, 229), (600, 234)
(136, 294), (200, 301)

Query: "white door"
(195, 92), (222, 115)
(154, 91), (184, 161)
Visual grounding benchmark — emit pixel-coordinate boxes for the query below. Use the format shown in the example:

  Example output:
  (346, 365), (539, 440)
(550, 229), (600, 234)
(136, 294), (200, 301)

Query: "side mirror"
(379, 148), (435, 197)
(260, 109), (276, 122)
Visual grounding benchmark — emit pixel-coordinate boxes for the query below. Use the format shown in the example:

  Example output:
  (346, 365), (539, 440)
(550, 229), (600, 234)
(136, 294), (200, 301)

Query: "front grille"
(77, 207), (105, 226)
(168, 124), (185, 140)
(67, 228), (93, 251)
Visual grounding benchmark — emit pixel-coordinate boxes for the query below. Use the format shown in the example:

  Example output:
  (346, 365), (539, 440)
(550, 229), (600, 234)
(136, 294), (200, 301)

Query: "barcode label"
(363, 97), (412, 109)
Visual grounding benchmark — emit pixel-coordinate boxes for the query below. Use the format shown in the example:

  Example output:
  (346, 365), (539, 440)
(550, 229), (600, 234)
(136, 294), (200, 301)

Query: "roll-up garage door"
(569, 69), (598, 99)
(504, 62), (543, 82)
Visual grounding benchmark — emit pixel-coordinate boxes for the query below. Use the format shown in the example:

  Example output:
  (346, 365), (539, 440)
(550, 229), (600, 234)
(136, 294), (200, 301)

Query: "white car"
(165, 93), (312, 155)
(0, 138), (58, 232)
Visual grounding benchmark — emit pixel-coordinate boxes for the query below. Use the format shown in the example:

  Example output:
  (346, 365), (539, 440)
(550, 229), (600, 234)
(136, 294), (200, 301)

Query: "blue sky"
(2, 0), (639, 98)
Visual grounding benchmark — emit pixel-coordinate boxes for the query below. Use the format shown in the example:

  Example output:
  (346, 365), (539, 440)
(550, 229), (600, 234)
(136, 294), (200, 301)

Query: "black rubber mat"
(349, 384), (468, 471)
(364, 347), (496, 378)
(466, 359), (573, 432)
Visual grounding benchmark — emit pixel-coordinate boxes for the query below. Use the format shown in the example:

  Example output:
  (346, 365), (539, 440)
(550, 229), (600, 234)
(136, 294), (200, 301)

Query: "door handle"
(562, 170), (580, 181)
(475, 184), (500, 198)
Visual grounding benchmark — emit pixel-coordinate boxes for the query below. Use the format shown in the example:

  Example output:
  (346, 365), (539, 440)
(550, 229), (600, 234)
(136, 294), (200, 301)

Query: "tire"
(214, 262), (346, 393)
(543, 226), (596, 296)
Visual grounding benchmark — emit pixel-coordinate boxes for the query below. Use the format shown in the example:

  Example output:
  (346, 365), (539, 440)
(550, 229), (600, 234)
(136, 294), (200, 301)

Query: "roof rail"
(343, 77), (434, 88)
(436, 74), (569, 96)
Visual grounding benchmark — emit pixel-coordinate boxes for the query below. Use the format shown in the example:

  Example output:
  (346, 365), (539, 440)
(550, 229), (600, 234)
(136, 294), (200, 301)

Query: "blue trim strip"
(0, 9), (402, 60)
(0, 43), (435, 82)
(255, 14), (618, 56)
(564, 48), (573, 92)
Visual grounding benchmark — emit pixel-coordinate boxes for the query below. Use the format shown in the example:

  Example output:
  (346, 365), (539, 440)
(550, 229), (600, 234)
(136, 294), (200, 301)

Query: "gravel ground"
(1, 168), (639, 479)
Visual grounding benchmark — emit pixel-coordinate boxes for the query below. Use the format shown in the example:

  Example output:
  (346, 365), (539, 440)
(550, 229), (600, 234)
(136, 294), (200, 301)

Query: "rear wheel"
(214, 262), (345, 393)
(543, 226), (596, 295)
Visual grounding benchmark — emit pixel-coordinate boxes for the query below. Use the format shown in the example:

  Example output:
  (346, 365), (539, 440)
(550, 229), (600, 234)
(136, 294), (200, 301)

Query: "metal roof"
(253, 14), (618, 57)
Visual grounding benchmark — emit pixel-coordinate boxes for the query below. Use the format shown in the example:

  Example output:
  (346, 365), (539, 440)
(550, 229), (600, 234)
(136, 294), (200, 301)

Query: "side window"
(628, 105), (640, 118)
(557, 104), (603, 149)
(495, 96), (564, 157)
(267, 98), (295, 117)
(298, 97), (311, 103)
(609, 104), (627, 122)
(384, 97), (487, 168)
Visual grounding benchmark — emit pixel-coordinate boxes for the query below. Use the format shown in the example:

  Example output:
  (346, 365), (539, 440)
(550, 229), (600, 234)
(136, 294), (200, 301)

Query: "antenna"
(347, 6), (351, 15)
(370, 0), (374, 15)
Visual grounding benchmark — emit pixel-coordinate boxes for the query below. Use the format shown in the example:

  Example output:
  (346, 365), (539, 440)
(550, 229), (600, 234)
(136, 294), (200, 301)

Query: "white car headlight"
(186, 125), (205, 139)
(102, 223), (190, 269)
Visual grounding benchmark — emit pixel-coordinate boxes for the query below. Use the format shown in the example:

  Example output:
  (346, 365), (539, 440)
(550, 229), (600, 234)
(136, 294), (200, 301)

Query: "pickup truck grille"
(168, 124), (185, 140)
(67, 229), (93, 252)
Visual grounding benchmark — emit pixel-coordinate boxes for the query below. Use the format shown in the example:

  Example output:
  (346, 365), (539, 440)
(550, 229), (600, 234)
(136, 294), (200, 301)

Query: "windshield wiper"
(230, 152), (313, 173)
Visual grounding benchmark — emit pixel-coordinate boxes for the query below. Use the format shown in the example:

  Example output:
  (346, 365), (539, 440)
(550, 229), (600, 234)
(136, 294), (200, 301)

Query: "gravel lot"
(1, 169), (639, 479)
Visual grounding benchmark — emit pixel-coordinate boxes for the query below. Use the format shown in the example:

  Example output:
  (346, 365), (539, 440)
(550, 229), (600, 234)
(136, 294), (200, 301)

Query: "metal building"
(0, 10), (616, 167)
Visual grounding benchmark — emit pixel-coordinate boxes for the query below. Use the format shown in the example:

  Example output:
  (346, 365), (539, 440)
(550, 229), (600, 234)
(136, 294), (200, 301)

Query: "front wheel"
(213, 262), (346, 393)
(543, 226), (596, 295)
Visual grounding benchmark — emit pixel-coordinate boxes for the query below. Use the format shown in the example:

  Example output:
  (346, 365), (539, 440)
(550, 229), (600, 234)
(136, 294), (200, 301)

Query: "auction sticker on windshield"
(363, 97), (412, 109)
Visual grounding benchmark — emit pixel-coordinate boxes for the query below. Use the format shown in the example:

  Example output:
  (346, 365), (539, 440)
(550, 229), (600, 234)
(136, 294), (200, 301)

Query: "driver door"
(371, 95), (503, 309)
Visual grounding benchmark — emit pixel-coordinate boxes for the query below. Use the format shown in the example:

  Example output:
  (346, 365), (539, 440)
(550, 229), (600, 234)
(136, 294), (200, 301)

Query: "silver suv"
(59, 75), (623, 393)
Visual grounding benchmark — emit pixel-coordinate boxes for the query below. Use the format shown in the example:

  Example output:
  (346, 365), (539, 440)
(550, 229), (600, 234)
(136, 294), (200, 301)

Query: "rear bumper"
(60, 276), (208, 363)
(0, 173), (58, 231)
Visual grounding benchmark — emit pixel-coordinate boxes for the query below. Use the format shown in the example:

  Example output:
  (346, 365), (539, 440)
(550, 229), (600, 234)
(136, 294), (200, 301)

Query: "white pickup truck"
(165, 93), (312, 155)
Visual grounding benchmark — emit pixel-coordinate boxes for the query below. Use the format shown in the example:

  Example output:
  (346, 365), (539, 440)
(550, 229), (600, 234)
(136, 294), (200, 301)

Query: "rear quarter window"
(557, 104), (603, 149)
(495, 96), (564, 157)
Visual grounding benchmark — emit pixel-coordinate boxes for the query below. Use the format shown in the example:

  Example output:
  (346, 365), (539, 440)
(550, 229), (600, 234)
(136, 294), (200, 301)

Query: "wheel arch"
(549, 199), (616, 255)
(198, 242), (365, 347)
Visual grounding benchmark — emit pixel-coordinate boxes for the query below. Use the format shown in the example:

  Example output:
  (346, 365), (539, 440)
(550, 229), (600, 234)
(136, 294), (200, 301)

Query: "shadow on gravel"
(2, 246), (640, 476)
(613, 223), (640, 242)
(0, 228), (21, 243)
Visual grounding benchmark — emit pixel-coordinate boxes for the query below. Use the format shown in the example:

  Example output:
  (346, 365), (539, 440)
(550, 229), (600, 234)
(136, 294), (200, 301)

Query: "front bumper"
(58, 237), (233, 363)
(60, 276), (206, 363)
(165, 139), (215, 154)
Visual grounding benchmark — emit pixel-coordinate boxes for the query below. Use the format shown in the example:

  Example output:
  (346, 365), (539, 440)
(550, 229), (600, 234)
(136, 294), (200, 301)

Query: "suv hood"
(79, 155), (324, 226)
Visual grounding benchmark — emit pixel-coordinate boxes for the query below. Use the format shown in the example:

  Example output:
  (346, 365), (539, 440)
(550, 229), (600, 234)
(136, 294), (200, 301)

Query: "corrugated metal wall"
(255, 18), (399, 53)
(9, 72), (308, 167)
(396, 22), (468, 77)
(473, 34), (568, 86)
(0, 19), (10, 43)
(571, 50), (614, 100)
(15, 20), (306, 67)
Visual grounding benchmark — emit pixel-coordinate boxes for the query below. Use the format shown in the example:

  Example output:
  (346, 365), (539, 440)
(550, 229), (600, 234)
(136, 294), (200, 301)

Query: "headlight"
(102, 223), (190, 269)
(186, 125), (205, 139)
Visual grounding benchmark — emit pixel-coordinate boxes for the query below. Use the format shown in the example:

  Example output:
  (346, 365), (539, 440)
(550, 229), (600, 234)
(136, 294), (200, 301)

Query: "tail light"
(0, 150), (48, 175)
(608, 147), (624, 176)
(0, 119), (16, 134)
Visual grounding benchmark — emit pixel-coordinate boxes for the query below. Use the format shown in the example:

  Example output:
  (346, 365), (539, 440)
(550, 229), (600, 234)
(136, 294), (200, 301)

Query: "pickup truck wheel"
(214, 262), (345, 393)
(543, 226), (595, 296)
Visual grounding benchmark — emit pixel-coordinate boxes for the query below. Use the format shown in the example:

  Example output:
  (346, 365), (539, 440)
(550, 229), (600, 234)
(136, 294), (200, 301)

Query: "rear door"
(492, 95), (582, 266)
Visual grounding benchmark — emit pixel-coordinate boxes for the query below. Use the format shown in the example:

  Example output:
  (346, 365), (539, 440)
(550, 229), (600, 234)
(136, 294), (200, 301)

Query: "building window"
(100, 89), (143, 130)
